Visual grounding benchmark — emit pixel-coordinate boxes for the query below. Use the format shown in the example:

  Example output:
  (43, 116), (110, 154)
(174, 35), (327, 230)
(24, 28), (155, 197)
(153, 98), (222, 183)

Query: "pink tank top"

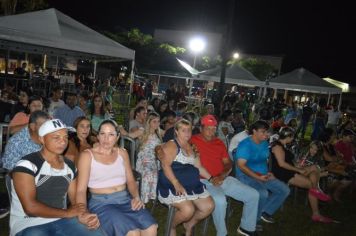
(87, 149), (126, 188)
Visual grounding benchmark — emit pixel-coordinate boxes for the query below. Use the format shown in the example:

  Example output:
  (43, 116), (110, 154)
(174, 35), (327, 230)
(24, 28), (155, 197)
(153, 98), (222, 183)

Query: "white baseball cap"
(38, 119), (67, 137)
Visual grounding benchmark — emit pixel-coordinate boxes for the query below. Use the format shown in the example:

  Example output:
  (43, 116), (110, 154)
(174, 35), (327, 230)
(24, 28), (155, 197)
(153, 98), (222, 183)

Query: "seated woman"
(65, 116), (96, 165)
(318, 128), (352, 202)
(136, 112), (163, 203)
(156, 119), (214, 236)
(76, 120), (157, 236)
(9, 95), (43, 135)
(271, 127), (334, 223)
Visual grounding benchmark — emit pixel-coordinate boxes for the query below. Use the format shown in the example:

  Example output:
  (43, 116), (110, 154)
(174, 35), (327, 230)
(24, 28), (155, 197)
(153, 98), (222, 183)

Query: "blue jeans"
(16, 217), (104, 236)
(201, 176), (259, 235)
(238, 174), (290, 221)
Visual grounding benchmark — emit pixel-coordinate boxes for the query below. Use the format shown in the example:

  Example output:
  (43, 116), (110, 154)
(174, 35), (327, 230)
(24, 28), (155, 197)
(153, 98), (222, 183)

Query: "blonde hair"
(139, 112), (162, 150)
(174, 119), (192, 131)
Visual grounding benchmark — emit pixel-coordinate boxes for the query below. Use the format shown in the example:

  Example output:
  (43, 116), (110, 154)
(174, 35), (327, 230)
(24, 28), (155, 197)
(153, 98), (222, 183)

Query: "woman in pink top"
(9, 95), (43, 135)
(76, 120), (157, 236)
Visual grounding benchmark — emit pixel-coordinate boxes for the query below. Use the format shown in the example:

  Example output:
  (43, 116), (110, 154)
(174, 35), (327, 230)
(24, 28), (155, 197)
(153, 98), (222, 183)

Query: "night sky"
(48, 0), (355, 85)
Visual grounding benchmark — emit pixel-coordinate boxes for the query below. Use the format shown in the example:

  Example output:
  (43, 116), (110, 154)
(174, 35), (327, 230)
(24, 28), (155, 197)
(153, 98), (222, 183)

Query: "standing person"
(271, 127), (333, 223)
(311, 107), (327, 141)
(326, 105), (342, 132)
(88, 95), (111, 133)
(296, 101), (314, 139)
(157, 119), (214, 236)
(165, 83), (176, 103)
(136, 112), (163, 203)
(10, 119), (103, 236)
(76, 120), (157, 236)
(191, 115), (260, 236)
(235, 120), (290, 228)
(217, 109), (235, 146)
(54, 93), (85, 127)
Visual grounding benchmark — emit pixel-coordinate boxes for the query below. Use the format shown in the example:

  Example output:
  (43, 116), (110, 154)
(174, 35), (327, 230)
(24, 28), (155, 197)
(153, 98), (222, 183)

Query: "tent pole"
(55, 56), (59, 75)
(5, 49), (10, 75)
(93, 60), (97, 79)
(327, 93), (331, 106)
(338, 93), (342, 110)
(128, 59), (135, 106)
(157, 74), (160, 91)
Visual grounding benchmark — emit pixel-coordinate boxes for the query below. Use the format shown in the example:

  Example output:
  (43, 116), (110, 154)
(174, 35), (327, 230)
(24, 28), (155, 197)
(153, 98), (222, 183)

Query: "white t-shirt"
(48, 99), (65, 116)
(327, 110), (341, 125)
(228, 130), (249, 159)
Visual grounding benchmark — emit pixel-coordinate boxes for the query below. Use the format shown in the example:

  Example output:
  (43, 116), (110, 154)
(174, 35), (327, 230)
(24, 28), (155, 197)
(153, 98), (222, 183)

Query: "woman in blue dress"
(156, 119), (214, 236)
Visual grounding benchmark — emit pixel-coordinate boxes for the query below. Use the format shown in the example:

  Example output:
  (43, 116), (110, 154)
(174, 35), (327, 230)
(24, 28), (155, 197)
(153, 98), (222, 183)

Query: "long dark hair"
(89, 94), (106, 118)
(71, 116), (94, 150)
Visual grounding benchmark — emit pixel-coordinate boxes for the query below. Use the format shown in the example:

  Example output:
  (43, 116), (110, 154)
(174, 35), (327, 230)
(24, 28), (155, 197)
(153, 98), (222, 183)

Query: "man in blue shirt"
(235, 120), (290, 227)
(2, 111), (49, 171)
(54, 93), (85, 127)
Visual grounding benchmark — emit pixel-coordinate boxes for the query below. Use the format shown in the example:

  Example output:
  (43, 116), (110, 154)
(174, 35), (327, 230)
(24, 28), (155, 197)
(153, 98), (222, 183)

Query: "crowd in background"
(0, 77), (355, 236)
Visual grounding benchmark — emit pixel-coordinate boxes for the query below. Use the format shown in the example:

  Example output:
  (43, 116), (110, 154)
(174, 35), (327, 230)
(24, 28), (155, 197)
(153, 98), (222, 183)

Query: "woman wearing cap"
(156, 119), (214, 236)
(76, 119), (157, 236)
(271, 127), (334, 223)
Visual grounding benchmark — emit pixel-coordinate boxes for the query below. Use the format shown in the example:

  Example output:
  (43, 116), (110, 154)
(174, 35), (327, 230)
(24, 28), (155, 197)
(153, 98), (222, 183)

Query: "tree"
(104, 28), (188, 73)
(232, 57), (277, 80)
(0, 0), (48, 15)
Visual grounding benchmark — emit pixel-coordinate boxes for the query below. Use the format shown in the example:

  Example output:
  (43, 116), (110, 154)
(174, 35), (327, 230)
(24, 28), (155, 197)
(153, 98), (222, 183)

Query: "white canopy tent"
(197, 63), (264, 87)
(269, 68), (342, 108)
(0, 8), (135, 62)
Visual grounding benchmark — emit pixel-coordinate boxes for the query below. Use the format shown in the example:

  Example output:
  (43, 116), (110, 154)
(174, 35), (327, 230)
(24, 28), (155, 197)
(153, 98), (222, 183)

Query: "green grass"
(1, 178), (356, 236)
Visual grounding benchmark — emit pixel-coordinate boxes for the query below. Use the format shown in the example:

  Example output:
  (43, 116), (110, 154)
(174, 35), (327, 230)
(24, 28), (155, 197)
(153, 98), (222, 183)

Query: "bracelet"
(171, 179), (179, 184)
(208, 176), (213, 182)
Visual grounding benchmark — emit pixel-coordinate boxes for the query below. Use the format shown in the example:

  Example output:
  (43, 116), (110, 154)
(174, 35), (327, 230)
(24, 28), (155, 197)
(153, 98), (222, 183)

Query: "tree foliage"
(0, 0), (48, 15)
(233, 57), (277, 80)
(104, 28), (188, 73)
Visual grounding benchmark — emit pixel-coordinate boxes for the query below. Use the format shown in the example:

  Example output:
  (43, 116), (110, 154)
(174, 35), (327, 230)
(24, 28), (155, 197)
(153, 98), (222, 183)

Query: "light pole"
(188, 37), (205, 98)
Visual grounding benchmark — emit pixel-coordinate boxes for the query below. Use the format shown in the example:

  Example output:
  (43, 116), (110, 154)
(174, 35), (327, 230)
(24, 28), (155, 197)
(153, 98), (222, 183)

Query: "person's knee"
(204, 197), (215, 214)
(212, 194), (227, 209)
(20, 227), (49, 236)
(179, 203), (195, 220)
(259, 189), (269, 202)
(246, 187), (259, 202)
(142, 224), (158, 235)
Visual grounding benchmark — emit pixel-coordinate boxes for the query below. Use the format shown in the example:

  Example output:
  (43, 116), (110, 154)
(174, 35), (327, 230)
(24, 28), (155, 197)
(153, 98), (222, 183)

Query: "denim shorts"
(88, 190), (156, 236)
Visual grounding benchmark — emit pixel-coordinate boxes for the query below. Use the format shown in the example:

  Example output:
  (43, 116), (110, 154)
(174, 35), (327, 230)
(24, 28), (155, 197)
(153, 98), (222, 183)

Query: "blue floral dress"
(136, 134), (161, 203)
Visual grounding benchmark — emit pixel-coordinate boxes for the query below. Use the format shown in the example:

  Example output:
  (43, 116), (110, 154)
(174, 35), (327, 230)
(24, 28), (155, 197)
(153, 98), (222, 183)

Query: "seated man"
(10, 119), (103, 236)
(53, 93), (85, 127)
(235, 120), (290, 227)
(2, 111), (49, 171)
(191, 115), (259, 236)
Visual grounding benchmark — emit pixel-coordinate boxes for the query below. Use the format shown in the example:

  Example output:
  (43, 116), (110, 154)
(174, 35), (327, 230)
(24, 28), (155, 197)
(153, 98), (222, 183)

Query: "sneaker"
(312, 214), (334, 224)
(0, 208), (9, 219)
(237, 226), (258, 236)
(255, 223), (263, 232)
(309, 188), (332, 202)
(261, 212), (275, 223)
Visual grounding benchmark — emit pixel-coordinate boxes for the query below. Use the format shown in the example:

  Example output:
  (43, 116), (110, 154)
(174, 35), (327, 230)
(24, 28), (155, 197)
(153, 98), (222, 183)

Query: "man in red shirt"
(334, 129), (355, 165)
(191, 115), (259, 236)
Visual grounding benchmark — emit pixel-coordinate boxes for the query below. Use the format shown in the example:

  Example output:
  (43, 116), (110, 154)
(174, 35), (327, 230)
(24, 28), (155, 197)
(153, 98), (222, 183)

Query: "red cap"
(201, 115), (217, 126)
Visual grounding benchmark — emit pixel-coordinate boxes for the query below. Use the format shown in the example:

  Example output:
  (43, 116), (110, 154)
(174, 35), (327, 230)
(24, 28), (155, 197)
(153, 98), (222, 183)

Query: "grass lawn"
(1, 176), (356, 236)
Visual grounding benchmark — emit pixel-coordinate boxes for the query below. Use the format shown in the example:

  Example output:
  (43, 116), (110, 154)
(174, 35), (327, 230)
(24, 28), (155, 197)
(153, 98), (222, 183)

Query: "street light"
(232, 52), (239, 59)
(188, 37), (206, 98)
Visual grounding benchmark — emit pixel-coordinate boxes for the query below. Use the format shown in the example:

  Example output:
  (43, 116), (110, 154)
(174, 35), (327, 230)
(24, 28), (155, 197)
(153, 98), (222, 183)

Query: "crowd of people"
(0, 78), (355, 236)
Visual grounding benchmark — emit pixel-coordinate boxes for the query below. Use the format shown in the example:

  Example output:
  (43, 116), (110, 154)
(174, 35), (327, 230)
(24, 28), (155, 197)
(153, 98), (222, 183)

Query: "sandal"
(309, 188), (331, 202)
